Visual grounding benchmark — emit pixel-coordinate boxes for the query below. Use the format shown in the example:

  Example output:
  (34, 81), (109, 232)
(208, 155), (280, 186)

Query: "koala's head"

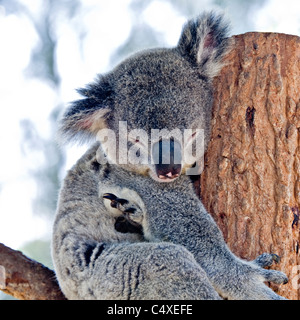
(59, 12), (230, 182)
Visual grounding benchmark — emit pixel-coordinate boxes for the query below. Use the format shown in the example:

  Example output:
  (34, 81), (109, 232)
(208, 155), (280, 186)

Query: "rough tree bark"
(0, 243), (65, 300)
(200, 32), (300, 300)
(0, 31), (299, 300)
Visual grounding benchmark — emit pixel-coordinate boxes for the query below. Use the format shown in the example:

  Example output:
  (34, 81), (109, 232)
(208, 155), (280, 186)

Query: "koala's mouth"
(152, 138), (182, 182)
(155, 163), (182, 181)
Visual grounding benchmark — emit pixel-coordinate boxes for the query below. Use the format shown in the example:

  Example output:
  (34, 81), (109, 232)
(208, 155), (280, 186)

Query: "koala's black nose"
(152, 138), (182, 180)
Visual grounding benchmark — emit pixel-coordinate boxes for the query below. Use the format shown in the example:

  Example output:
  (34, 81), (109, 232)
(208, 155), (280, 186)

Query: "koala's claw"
(103, 193), (129, 209)
(102, 193), (117, 200)
(103, 192), (143, 235)
(103, 193), (137, 213)
(270, 253), (281, 264)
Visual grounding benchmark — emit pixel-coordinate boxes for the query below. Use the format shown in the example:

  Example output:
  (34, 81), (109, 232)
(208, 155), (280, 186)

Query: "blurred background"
(0, 0), (299, 298)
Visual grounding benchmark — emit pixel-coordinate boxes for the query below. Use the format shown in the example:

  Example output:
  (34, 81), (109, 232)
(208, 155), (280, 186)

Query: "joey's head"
(59, 12), (230, 182)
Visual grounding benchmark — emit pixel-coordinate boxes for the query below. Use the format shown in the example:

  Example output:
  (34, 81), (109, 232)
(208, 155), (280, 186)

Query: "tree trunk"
(200, 32), (300, 300)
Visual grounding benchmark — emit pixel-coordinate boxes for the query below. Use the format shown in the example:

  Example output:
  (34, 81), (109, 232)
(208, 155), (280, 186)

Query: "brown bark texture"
(0, 243), (66, 300)
(200, 32), (300, 300)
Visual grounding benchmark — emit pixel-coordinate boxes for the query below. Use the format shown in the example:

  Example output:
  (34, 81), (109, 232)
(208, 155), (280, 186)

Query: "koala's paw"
(253, 253), (281, 268)
(261, 268), (289, 286)
(222, 253), (289, 300)
(252, 268), (289, 300)
(235, 252), (289, 300)
(103, 192), (144, 235)
(253, 253), (288, 285)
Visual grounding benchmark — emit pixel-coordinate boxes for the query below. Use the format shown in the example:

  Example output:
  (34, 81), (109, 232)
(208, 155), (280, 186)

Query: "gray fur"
(53, 12), (288, 300)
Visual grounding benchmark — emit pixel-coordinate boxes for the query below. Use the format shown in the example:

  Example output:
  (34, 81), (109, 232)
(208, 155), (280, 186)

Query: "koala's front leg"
(198, 231), (288, 299)
(145, 197), (288, 300)
(212, 252), (288, 300)
(186, 228), (288, 300)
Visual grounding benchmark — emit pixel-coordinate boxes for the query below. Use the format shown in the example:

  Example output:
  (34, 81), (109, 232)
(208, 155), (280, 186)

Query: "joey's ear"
(58, 76), (114, 144)
(177, 12), (231, 78)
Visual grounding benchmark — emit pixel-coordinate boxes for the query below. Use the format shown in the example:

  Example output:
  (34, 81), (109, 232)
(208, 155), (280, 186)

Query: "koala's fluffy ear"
(58, 76), (114, 144)
(177, 12), (230, 78)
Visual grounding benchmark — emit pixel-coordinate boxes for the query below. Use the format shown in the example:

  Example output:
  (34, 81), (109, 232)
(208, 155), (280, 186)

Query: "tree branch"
(0, 243), (66, 300)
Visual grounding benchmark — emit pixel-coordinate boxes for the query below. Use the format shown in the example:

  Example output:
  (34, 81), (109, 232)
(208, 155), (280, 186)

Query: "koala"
(52, 12), (288, 300)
